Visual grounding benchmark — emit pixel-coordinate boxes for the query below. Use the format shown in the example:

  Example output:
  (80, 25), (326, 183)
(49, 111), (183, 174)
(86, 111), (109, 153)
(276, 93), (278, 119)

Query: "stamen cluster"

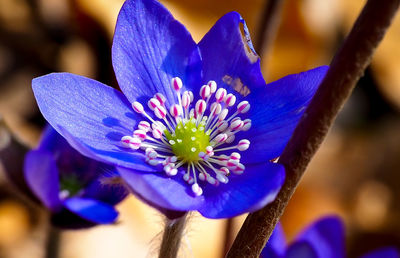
(121, 77), (251, 196)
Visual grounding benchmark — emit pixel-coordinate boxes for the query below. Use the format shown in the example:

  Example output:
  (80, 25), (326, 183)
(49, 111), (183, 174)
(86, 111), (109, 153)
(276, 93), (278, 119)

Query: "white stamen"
(208, 80), (217, 93)
(171, 77), (183, 91)
(132, 101), (144, 113)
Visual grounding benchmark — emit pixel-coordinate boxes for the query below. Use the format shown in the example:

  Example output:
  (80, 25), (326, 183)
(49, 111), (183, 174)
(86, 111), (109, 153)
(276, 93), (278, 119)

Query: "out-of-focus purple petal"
(197, 162), (284, 218)
(295, 216), (345, 258)
(32, 73), (156, 172)
(24, 150), (61, 211)
(361, 248), (399, 258)
(285, 241), (318, 258)
(240, 66), (328, 164)
(83, 170), (128, 205)
(63, 197), (119, 224)
(112, 0), (201, 104)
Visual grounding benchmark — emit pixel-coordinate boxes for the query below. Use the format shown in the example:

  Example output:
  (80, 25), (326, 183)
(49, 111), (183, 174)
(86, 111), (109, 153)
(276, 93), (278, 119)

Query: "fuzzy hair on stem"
(227, 0), (400, 257)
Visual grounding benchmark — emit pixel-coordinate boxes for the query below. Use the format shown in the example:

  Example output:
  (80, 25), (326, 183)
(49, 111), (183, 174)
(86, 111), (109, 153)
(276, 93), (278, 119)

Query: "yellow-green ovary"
(165, 120), (210, 162)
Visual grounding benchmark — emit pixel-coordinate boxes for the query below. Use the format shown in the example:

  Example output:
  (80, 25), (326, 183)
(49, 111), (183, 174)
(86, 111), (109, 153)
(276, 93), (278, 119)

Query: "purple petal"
(295, 216), (345, 258)
(118, 167), (203, 212)
(112, 0), (201, 104)
(197, 162), (285, 218)
(83, 170), (128, 205)
(285, 241), (318, 258)
(24, 150), (61, 211)
(198, 12), (264, 100)
(240, 66), (328, 164)
(32, 73), (156, 172)
(262, 223), (287, 258)
(63, 197), (119, 224)
(361, 248), (399, 258)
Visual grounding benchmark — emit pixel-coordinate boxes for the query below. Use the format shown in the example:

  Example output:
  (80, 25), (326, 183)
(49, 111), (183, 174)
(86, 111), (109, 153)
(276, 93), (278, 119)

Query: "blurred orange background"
(0, 0), (399, 257)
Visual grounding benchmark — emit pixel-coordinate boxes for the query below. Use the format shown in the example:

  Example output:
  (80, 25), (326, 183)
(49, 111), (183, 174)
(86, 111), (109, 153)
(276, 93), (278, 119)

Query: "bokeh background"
(0, 0), (399, 257)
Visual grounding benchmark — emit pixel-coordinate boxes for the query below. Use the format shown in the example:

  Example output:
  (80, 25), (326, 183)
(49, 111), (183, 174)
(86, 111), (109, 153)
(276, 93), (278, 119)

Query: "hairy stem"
(159, 213), (188, 258)
(227, 0), (400, 257)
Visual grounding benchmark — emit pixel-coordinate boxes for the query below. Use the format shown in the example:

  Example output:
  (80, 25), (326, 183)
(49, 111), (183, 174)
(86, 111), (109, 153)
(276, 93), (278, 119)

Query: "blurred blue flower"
(262, 216), (399, 258)
(31, 0), (327, 219)
(24, 126), (127, 228)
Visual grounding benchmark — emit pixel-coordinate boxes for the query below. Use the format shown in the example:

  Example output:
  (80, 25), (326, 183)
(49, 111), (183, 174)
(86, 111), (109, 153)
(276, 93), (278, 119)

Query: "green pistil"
(165, 120), (210, 162)
(60, 174), (83, 196)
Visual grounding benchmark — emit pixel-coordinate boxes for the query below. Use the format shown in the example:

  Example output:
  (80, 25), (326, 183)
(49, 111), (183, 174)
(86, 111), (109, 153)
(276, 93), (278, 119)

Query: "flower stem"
(227, 0), (400, 257)
(45, 225), (61, 258)
(254, 0), (285, 57)
(159, 213), (188, 258)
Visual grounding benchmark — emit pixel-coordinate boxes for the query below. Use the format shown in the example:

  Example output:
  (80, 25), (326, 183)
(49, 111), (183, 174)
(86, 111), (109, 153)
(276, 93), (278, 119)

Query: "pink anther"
(128, 137), (141, 150)
(200, 85), (211, 99)
(132, 101), (144, 113)
(242, 119), (252, 131)
(210, 102), (222, 115)
(121, 136), (134, 148)
(216, 173), (228, 184)
(217, 121), (228, 132)
(195, 100), (206, 114)
(171, 77), (183, 91)
(206, 146), (214, 156)
(226, 159), (239, 168)
(233, 163), (245, 175)
(152, 127), (163, 139)
(225, 93), (236, 107)
(207, 80), (217, 93)
(226, 134), (235, 144)
(237, 101), (250, 113)
(230, 152), (241, 161)
(133, 129), (147, 141)
(182, 91), (191, 108)
(230, 119), (244, 131)
(138, 121), (151, 132)
(219, 167), (230, 176)
(191, 183), (203, 196)
(218, 108), (229, 121)
(237, 139), (250, 151)
(154, 106), (167, 119)
(148, 98), (160, 111)
(154, 93), (166, 106)
(214, 133), (228, 143)
(170, 104), (183, 118)
(215, 88), (227, 103)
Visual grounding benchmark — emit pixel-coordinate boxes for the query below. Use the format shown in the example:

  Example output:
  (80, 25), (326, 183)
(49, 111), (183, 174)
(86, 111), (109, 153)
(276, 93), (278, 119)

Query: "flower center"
(165, 120), (210, 162)
(121, 77), (251, 196)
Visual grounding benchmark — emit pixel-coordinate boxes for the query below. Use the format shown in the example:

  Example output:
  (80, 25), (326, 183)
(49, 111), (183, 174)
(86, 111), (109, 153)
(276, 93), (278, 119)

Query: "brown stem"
(158, 213), (188, 258)
(227, 0), (400, 257)
(254, 0), (285, 56)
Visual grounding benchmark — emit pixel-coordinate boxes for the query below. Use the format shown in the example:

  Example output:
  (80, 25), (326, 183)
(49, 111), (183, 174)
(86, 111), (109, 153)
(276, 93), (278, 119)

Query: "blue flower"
(262, 216), (399, 258)
(24, 126), (127, 228)
(31, 0), (328, 219)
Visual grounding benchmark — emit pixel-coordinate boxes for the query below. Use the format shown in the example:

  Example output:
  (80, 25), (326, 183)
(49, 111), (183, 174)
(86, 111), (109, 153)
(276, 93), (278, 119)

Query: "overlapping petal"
(32, 73), (155, 171)
(198, 12), (263, 99)
(112, 0), (202, 104)
(198, 162), (284, 218)
(240, 66), (328, 163)
(118, 168), (203, 211)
